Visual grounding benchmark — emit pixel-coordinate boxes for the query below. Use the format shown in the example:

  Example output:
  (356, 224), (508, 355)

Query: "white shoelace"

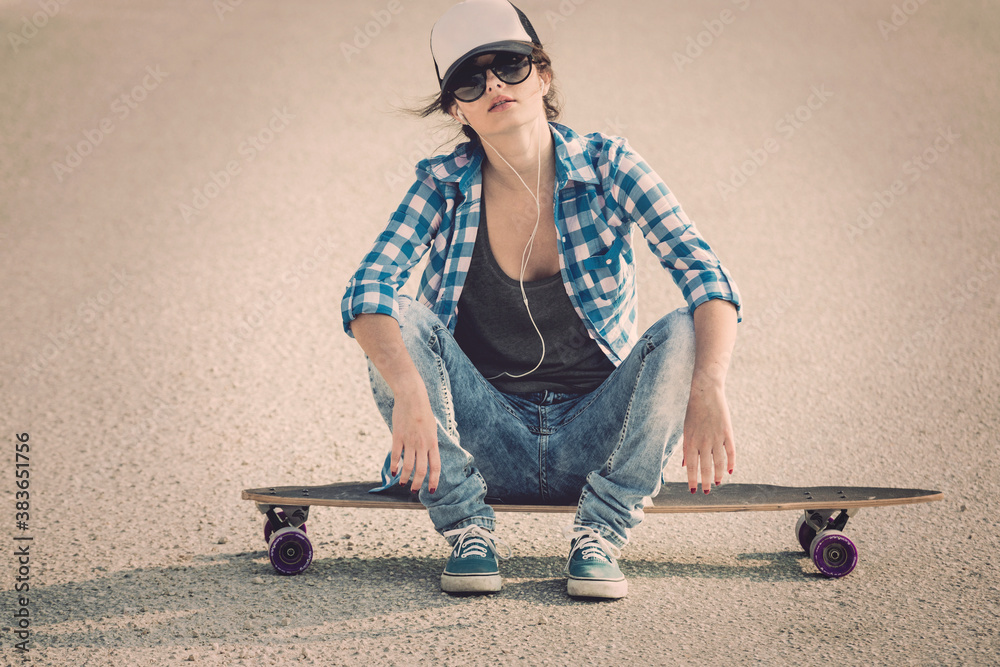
(443, 524), (512, 560)
(562, 525), (622, 567)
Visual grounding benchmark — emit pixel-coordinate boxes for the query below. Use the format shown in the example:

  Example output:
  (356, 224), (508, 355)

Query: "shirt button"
(606, 258), (612, 265)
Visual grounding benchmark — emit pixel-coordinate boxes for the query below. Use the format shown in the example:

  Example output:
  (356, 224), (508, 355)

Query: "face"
(448, 52), (549, 131)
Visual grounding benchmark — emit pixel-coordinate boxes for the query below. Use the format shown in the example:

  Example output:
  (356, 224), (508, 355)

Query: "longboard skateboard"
(241, 482), (942, 579)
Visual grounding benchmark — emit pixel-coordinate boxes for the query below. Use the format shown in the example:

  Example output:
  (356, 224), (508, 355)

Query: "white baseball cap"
(431, 0), (542, 93)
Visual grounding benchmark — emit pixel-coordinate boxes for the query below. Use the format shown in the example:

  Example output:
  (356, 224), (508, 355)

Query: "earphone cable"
(478, 111), (547, 380)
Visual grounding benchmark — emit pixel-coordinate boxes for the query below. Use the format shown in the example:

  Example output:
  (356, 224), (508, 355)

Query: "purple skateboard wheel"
(810, 530), (858, 578)
(263, 511), (306, 544)
(795, 513), (833, 554)
(267, 527), (313, 575)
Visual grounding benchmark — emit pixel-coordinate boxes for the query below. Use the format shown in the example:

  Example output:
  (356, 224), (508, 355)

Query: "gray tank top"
(452, 203), (615, 393)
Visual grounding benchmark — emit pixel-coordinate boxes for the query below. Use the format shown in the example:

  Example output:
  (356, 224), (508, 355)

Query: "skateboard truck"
(803, 507), (858, 533)
(257, 503), (310, 530)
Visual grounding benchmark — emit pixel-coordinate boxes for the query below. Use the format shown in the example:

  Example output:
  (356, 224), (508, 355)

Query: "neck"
(480, 115), (555, 193)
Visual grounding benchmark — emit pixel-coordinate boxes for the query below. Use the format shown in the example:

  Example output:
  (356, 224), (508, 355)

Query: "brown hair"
(410, 46), (561, 146)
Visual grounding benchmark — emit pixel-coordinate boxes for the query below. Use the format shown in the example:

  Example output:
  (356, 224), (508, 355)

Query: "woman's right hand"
(391, 387), (441, 495)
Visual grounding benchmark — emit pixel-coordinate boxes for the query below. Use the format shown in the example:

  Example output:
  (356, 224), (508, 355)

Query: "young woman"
(342, 0), (741, 599)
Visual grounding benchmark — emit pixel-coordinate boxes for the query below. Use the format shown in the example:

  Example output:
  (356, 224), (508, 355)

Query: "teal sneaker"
(563, 525), (628, 599)
(440, 524), (511, 594)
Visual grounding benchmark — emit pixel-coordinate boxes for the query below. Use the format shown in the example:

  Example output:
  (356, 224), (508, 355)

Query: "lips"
(488, 96), (515, 111)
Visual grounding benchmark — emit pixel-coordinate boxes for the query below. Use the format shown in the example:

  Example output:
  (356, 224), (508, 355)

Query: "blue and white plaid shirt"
(341, 122), (741, 365)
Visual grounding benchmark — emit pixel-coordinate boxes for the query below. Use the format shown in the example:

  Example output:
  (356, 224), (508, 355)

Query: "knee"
(397, 295), (443, 349)
(668, 307), (696, 353)
(644, 307), (696, 360)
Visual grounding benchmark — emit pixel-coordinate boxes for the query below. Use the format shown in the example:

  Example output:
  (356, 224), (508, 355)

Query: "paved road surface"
(2, 0), (998, 664)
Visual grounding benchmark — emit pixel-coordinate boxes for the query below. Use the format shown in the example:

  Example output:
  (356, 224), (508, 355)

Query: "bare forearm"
(350, 312), (440, 492)
(683, 298), (739, 491)
(691, 299), (738, 388)
(349, 313), (424, 396)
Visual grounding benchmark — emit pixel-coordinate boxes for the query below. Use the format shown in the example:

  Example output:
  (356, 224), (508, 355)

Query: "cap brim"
(439, 41), (534, 93)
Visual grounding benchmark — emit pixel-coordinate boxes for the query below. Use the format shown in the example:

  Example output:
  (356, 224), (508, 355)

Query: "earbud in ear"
(457, 110), (467, 124)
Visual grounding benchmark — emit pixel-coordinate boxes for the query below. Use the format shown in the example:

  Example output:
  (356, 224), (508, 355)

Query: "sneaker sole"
(440, 572), (502, 594)
(567, 576), (628, 599)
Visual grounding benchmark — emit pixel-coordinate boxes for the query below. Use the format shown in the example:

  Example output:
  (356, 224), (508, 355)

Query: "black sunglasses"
(448, 52), (534, 103)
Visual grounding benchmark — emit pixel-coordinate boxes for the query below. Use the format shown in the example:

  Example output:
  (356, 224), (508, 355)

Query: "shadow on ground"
(11, 548), (821, 649)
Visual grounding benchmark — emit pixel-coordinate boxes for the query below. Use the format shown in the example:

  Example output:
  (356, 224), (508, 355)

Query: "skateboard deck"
(242, 481), (942, 579)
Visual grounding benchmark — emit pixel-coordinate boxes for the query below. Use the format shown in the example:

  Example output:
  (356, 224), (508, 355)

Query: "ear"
(449, 101), (467, 125)
(539, 72), (552, 96)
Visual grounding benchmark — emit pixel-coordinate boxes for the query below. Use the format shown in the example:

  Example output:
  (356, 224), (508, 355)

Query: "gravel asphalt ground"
(2, 0), (998, 664)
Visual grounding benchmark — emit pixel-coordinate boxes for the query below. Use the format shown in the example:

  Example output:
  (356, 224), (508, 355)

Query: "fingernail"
(729, 469), (733, 475)
(690, 488), (696, 494)
(704, 489), (711, 494)
(429, 487), (436, 494)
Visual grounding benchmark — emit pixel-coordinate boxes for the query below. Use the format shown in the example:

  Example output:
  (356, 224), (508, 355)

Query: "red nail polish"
(704, 489), (710, 494)
(690, 488), (696, 494)
(429, 488), (436, 494)
(729, 469), (733, 475)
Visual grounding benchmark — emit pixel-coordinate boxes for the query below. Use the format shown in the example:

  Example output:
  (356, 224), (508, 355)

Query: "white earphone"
(451, 75), (550, 380)
(478, 113), (548, 382)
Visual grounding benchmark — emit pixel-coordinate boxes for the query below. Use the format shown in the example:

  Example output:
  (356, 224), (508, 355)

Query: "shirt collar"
(423, 122), (601, 191)
(550, 122), (601, 188)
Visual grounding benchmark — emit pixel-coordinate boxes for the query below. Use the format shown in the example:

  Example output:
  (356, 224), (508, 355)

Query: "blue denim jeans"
(367, 296), (695, 548)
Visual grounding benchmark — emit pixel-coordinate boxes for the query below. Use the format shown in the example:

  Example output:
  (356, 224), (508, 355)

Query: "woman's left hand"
(682, 376), (736, 494)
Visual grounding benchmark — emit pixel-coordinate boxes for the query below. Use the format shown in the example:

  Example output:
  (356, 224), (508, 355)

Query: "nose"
(485, 68), (503, 91)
